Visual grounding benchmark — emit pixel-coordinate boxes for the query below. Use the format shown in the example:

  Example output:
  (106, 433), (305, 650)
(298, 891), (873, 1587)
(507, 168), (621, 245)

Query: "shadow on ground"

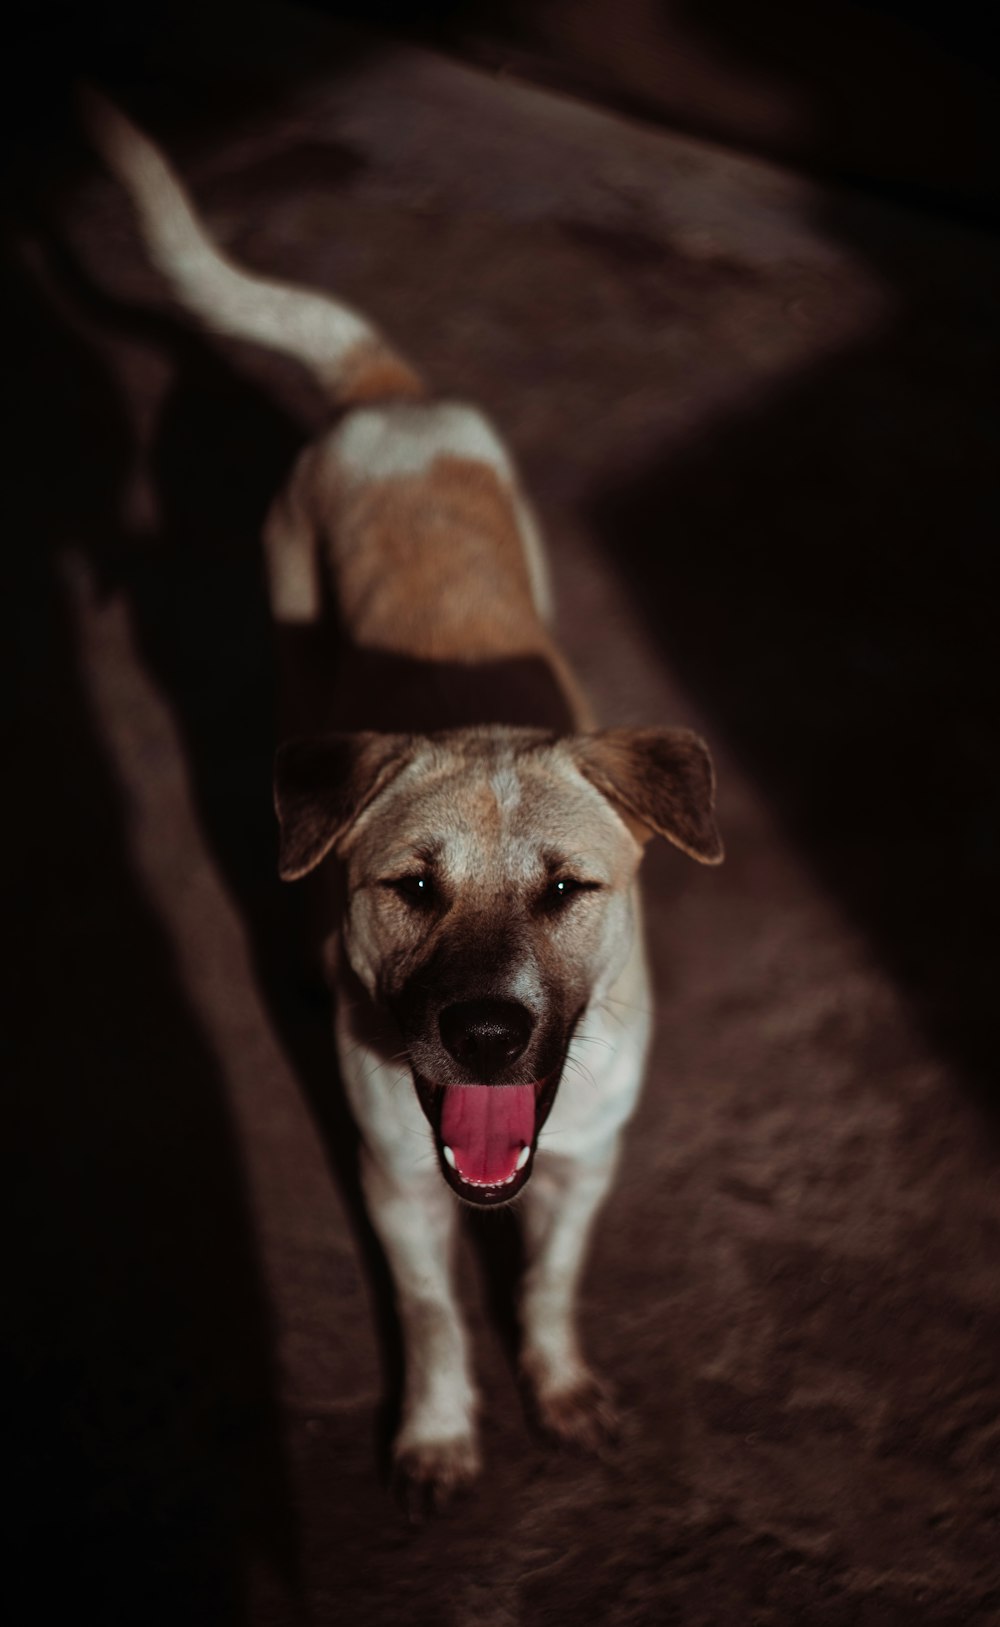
(1, 252), (296, 1624)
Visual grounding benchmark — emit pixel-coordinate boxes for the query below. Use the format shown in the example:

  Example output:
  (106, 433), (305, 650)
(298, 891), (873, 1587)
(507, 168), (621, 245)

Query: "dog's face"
(275, 727), (721, 1206)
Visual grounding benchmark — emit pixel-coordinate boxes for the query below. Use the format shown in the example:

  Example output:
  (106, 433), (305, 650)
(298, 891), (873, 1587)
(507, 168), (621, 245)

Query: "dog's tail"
(79, 86), (424, 408)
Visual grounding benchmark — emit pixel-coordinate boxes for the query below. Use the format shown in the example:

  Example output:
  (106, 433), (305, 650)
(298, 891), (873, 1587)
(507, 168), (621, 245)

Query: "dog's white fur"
(84, 90), (719, 1501)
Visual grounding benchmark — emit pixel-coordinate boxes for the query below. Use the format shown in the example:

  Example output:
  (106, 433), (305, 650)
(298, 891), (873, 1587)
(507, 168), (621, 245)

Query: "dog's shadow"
(3, 229), (306, 1622)
(119, 309), (410, 1451)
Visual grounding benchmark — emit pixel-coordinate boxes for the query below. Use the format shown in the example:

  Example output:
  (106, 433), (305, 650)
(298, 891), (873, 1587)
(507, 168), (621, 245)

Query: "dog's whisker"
(573, 1032), (614, 1053)
(357, 1051), (411, 1085)
(563, 1056), (599, 1092)
(403, 1133), (436, 1153)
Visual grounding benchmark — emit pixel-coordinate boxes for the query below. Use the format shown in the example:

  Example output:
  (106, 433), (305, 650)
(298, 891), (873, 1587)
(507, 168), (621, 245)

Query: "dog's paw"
(393, 1432), (481, 1519)
(532, 1371), (620, 1455)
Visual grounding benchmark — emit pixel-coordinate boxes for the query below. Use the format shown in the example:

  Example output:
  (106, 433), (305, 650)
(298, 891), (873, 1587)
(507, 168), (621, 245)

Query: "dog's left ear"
(274, 731), (413, 881)
(572, 727), (724, 864)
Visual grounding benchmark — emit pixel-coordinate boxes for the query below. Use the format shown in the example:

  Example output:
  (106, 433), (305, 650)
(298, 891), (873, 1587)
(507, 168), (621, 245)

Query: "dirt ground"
(5, 5), (1000, 1623)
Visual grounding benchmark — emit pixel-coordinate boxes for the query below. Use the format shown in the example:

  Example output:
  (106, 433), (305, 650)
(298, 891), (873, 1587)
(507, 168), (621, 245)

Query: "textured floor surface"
(5, 7), (1000, 1624)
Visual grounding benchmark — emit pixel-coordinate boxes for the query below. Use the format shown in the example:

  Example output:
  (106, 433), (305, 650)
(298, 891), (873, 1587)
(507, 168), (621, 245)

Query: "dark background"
(4, 3), (999, 1623)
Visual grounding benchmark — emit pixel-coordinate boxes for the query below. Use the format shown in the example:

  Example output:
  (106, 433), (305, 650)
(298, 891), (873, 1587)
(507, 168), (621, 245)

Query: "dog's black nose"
(439, 999), (534, 1078)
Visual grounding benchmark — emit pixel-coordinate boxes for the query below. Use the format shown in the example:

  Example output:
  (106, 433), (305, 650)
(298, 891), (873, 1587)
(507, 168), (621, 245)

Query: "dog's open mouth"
(414, 1072), (561, 1206)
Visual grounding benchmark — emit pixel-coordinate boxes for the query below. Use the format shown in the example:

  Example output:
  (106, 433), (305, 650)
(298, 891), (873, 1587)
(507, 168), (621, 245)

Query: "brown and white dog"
(85, 92), (723, 1502)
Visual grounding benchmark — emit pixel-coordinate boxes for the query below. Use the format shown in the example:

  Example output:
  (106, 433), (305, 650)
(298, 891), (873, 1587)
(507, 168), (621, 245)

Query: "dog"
(83, 90), (723, 1504)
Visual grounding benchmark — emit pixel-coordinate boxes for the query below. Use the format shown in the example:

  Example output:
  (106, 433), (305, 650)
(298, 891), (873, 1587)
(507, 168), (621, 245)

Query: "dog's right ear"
(273, 731), (413, 881)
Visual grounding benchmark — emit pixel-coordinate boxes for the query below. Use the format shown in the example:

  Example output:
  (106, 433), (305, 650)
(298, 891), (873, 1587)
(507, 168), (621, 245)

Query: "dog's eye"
(541, 878), (601, 912)
(383, 874), (437, 909)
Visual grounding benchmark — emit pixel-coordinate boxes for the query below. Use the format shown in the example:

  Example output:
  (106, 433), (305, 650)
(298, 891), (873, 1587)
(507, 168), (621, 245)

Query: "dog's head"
(274, 727), (721, 1205)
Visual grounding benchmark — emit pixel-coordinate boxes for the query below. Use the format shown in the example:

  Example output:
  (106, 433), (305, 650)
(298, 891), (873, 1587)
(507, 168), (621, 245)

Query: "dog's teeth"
(450, 1158), (529, 1191)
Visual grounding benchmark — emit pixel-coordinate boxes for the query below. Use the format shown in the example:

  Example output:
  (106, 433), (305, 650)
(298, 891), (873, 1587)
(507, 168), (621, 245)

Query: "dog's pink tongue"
(440, 1085), (535, 1184)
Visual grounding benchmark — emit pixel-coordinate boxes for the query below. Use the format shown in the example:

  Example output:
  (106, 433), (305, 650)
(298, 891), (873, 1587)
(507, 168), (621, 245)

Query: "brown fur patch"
(328, 455), (555, 662)
(335, 340), (426, 406)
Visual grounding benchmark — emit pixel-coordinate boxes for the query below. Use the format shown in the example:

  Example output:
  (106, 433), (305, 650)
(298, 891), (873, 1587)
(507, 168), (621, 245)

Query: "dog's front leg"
(518, 956), (651, 1450)
(337, 987), (479, 1502)
(359, 1149), (480, 1501)
(518, 1146), (622, 1449)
